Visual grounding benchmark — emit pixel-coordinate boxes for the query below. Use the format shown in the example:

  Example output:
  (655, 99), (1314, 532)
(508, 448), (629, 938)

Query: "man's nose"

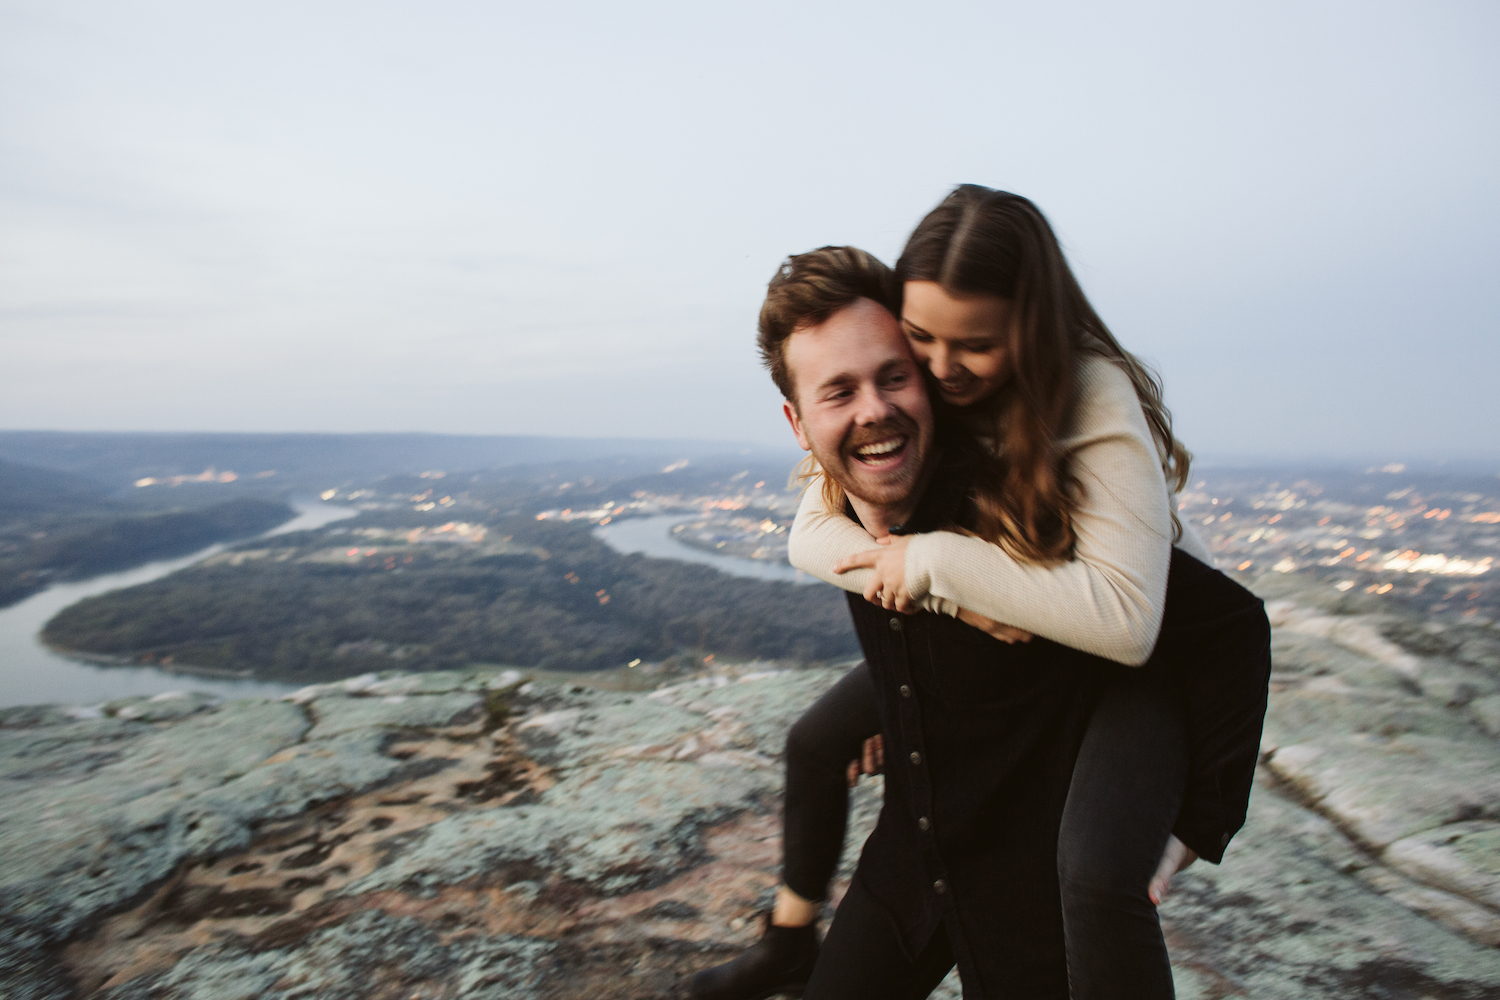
(851, 384), (896, 425)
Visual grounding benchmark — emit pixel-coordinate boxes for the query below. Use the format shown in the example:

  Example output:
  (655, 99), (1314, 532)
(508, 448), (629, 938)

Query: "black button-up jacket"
(844, 454), (1270, 998)
(846, 460), (1106, 998)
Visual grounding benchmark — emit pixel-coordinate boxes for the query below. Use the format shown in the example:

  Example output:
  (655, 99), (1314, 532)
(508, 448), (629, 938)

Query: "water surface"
(595, 514), (820, 585)
(1, 506), (826, 709)
(0, 502), (354, 708)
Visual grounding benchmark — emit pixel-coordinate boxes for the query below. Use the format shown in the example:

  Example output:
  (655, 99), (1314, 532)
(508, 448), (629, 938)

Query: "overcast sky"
(1, 1), (1495, 462)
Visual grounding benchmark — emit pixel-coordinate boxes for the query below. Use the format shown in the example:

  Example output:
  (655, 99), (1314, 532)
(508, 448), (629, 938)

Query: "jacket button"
(1221, 832), (1231, 848)
(918, 816), (930, 831)
(888, 617), (903, 632)
(933, 879), (947, 894)
(900, 684), (912, 698)
(909, 751), (922, 766)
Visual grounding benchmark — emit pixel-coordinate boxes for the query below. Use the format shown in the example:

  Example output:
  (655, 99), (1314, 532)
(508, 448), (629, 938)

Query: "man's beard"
(811, 411), (929, 510)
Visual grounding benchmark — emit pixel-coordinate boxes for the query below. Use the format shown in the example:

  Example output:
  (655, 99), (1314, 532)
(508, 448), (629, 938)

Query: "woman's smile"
(901, 280), (1013, 407)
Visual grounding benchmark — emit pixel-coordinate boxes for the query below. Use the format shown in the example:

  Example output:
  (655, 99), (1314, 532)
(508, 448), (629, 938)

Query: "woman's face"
(901, 281), (1013, 408)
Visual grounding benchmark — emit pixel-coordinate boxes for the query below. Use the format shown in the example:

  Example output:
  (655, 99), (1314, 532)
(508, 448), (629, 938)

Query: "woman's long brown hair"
(898, 185), (1190, 563)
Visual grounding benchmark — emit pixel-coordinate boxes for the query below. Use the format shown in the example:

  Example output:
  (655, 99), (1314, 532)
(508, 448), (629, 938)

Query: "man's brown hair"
(757, 246), (901, 404)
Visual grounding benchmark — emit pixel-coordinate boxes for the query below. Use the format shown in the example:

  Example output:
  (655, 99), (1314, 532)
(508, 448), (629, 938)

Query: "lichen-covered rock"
(5, 620), (1500, 1000)
(96, 910), (554, 1000)
(0, 668), (524, 994)
(1, 699), (311, 940)
(1472, 692), (1500, 738)
(1384, 821), (1500, 912)
(513, 692), (714, 769)
(1160, 773), (1500, 996)
(1263, 681), (1476, 750)
(305, 689), (484, 738)
(101, 691), (220, 722)
(1266, 733), (1500, 849)
(0, 715), (143, 784)
(350, 757), (771, 898)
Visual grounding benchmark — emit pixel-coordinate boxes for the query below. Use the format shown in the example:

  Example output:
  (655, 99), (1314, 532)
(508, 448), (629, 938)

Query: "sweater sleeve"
(787, 482), (880, 594)
(1175, 515), (1214, 565)
(902, 357), (1175, 665)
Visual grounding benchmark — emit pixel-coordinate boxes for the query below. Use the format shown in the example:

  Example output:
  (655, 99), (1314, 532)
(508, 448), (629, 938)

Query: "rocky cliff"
(3, 590), (1500, 999)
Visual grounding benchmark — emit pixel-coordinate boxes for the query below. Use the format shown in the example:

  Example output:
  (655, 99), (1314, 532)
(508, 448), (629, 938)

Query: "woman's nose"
(926, 345), (953, 380)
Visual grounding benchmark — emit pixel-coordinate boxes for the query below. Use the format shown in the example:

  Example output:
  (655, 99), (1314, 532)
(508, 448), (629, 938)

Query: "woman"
(692, 188), (1269, 999)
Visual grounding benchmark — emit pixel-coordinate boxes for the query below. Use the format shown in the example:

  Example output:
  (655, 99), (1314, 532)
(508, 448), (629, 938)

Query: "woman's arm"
(789, 358), (1176, 665)
(788, 500), (1036, 645)
(787, 483), (880, 593)
(901, 357), (1174, 665)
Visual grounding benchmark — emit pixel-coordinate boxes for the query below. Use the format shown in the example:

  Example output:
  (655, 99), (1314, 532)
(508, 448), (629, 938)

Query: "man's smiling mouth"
(852, 436), (907, 466)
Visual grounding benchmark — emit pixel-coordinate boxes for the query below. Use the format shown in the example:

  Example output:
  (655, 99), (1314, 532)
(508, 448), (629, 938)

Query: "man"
(691, 246), (1269, 1000)
(756, 247), (1106, 998)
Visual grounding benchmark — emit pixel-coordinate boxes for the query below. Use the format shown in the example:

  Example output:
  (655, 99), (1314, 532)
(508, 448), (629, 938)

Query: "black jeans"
(805, 878), (956, 1000)
(1058, 665), (1187, 1000)
(782, 663), (882, 904)
(784, 662), (1187, 999)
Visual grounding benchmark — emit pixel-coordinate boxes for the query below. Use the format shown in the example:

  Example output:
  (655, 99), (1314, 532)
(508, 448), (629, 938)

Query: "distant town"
(292, 456), (1500, 627)
(26, 431), (1499, 628)
(1180, 466), (1498, 623)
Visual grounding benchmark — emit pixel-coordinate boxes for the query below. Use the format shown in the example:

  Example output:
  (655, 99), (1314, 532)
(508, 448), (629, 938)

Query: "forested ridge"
(0, 495), (296, 608)
(42, 516), (857, 680)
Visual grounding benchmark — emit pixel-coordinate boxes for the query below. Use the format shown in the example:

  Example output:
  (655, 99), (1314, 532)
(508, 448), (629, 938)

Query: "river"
(593, 513), (821, 585)
(0, 501), (355, 708)
(0, 507), (819, 709)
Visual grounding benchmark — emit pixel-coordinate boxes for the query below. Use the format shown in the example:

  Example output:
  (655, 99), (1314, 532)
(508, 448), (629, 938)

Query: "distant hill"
(0, 431), (787, 492)
(0, 461), (297, 607)
(0, 459), (113, 516)
(24, 498), (296, 582)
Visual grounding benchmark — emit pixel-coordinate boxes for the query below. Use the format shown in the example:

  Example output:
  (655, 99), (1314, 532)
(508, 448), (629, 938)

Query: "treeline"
(1, 498), (296, 608)
(0, 430), (795, 492)
(44, 517), (858, 680)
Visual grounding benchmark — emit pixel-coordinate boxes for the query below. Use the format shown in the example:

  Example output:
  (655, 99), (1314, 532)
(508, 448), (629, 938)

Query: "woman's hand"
(834, 534), (916, 612)
(1147, 834), (1198, 905)
(846, 734), (884, 786)
(955, 608), (1034, 644)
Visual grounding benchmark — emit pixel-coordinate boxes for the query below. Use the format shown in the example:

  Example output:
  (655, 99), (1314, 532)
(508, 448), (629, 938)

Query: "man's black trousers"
(783, 661), (1187, 998)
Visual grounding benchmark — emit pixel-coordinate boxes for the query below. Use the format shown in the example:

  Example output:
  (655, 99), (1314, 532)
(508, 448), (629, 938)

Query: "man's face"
(782, 297), (935, 509)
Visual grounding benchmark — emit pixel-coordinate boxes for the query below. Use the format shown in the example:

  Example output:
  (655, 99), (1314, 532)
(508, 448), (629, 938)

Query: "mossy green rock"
(4, 624), (1500, 999)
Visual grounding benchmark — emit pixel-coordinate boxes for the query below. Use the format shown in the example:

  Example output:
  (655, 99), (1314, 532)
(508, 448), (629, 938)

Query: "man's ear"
(783, 400), (811, 452)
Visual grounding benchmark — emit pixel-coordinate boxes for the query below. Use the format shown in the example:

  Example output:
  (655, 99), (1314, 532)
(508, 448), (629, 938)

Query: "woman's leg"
(782, 661), (882, 905)
(804, 878), (955, 1000)
(689, 662), (882, 1000)
(1058, 668), (1188, 1000)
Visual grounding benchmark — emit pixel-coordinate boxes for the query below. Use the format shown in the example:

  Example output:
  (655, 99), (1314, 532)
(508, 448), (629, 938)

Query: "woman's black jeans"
(782, 664), (882, 904)
(783, 661), (1187, 999)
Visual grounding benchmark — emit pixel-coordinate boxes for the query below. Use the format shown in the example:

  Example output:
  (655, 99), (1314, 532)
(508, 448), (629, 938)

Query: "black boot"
(689, 913), (820, 1000)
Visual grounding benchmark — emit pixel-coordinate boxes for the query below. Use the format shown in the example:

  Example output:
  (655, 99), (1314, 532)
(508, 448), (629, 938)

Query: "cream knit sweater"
(787, 355), (1212, 667)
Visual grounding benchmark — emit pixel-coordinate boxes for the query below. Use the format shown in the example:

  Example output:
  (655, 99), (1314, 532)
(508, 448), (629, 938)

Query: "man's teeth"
(856, 438), (904, 459)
